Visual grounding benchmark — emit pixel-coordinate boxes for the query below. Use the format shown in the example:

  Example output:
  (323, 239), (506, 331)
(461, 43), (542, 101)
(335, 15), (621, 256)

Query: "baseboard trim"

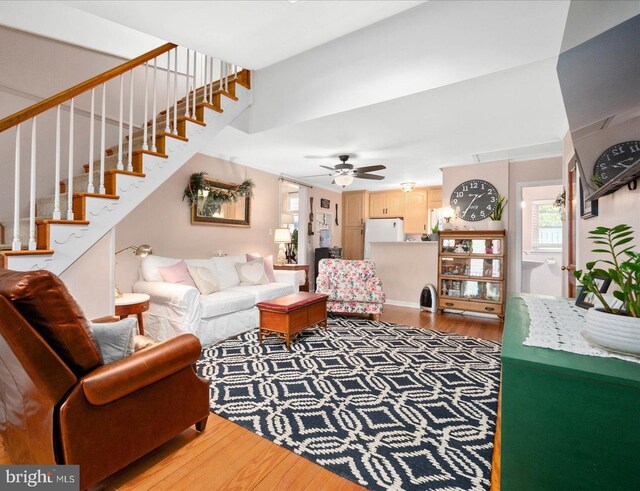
(385, 300), (420, 309)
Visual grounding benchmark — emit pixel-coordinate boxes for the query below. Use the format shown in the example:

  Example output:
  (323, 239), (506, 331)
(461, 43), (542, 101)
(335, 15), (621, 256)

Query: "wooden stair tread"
(131, 149), (169, 158)
(158, 132), (189, 142)
(74, 192), (120, 200)
(195, 102), (223, 113)
(35, 219), (90, 225)
(105, 169), (146, 178)
(211, 89), (238, 101)
(177, 116), (206, 127)
(1, 249), (54, 256)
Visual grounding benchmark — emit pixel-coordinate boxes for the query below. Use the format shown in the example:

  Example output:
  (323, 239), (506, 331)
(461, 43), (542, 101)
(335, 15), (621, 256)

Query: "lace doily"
(519, 294), (640, 364)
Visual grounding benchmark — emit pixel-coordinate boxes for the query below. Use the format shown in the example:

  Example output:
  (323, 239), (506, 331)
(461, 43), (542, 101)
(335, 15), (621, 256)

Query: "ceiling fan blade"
(354, 165), (386, 173)
(354, 173), (385, 180)
(320, 165), (338, 171)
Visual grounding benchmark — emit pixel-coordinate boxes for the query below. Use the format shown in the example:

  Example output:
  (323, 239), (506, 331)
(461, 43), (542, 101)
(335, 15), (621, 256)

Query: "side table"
(115, 293), (150, 335)
(273, 264), (310, 291)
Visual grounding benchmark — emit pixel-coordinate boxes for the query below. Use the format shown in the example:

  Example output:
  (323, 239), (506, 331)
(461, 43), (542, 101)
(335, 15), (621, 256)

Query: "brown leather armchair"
(0, 269), (210, 489)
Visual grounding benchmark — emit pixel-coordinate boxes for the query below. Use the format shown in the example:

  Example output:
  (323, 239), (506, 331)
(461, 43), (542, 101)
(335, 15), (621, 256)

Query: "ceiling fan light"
(334, 174), (354, 187)
(400, 182), (416, 192)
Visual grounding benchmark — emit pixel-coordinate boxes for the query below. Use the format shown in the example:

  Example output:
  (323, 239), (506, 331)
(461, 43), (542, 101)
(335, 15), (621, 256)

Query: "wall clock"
(450, 179), (499, 221)
(592, 141), (640, 186)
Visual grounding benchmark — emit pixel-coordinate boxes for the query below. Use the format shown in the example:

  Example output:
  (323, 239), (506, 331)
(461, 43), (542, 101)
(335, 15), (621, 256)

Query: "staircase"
(0, 43), (251, 274)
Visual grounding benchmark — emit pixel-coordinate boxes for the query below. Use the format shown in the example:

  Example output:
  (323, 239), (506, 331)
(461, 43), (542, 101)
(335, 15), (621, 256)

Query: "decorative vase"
(430, 233), (439, 242)
(487, 219), (502, 231)
(584, 308), (640, 356)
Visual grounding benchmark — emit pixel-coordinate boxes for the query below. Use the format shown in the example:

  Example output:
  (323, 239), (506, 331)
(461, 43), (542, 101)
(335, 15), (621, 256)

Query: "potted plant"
(430, 223), (439, 242)
(574, 224), (640, 355)
(487, 194), (506, 230)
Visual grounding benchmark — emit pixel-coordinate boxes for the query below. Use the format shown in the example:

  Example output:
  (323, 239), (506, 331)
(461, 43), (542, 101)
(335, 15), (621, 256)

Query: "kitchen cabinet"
(369, 191), (404, 218)
(343, 191), (368, 227)
(428, 187), (442, 209)
(343, 226), (365, 260)
(342, 190), (368, 260)
(403, 189), (428, 234)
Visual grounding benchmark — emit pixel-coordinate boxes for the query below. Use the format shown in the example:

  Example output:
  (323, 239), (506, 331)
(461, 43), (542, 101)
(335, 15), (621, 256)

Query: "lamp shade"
(334, 174), (354, 187)
(134, 244), (153, 257)
(274, 228), (292, 243)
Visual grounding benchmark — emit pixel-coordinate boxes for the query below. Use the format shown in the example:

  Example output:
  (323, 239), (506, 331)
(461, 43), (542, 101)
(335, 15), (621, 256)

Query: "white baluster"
(53, 105), (62, 219)
(192, 50), (197, 117)
(12, 125), (21, 251)
(185, 48), (190, 119)
(28, 117), (37, 250)
(128, 70), (134, 171)
(203, 54), (208, 107)
(66, 99), (74, 220)
(219, 60), (223, 94)
(165, 50), (171, 134)
(87, 89), (95, 194)
(152, 57), (157, 152)
(226, 62), (229, 92)
(99, 84), (106, 194)
(173, 48), (178, 134)
(234, 64), (238, 81)
(209, 57), (214, 103)
(117, 75), (124, 170)
(142, 62), (149, 151)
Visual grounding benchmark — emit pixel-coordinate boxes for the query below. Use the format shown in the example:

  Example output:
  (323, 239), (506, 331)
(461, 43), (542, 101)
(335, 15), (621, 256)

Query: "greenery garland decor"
(182, 172), (254, 207)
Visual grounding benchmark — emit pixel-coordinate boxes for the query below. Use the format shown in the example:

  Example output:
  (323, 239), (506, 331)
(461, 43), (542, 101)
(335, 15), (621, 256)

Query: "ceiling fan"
(302, 155), (386, 187)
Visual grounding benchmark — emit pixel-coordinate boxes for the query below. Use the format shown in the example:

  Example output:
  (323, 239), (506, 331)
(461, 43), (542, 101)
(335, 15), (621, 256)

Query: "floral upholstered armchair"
(315, 259), (386, 321)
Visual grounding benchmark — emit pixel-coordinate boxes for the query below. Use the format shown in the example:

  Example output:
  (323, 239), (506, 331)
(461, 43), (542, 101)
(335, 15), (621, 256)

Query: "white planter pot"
(584, 308), (640, 355)
(487, 220), (502, 231)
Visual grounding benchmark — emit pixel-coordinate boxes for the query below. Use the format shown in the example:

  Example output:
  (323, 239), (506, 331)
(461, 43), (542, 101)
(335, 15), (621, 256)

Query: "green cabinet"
(501, 296), (640, 490)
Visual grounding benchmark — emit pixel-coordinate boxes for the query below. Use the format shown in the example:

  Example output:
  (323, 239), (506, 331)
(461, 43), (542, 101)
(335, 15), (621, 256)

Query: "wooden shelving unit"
(437, 230), (506, 319)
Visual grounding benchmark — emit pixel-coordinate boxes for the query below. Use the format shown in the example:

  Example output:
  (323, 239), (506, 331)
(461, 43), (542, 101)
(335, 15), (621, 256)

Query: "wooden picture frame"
(575, 276), (611, 309)
(191, 178), (251, 227)
(320, 198), (330, 209)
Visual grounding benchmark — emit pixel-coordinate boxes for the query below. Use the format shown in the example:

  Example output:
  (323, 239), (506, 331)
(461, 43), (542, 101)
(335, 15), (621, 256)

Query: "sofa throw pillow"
(158, 260), (197, 287)
(236, 259), (269, 286)
(187, 265), (219, 295)
(246, 253), (276, 282)
(89, 318), (136, 364)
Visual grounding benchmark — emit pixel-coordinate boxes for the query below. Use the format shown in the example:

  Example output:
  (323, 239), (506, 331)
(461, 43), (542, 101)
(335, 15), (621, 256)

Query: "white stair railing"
(0, 42), (246, 252)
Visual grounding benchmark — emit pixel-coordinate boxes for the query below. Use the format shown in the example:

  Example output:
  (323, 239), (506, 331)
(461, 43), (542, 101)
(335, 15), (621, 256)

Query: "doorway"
(515, 181), (564, 296)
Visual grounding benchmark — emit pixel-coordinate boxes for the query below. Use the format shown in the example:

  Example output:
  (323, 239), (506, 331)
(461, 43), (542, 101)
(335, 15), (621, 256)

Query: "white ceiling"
(62, 0), (423, 69)
(205, 57), (567, 191)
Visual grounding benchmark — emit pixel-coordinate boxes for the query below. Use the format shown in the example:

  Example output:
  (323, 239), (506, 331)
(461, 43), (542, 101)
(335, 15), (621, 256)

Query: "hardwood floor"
(0, 306), (503, 490)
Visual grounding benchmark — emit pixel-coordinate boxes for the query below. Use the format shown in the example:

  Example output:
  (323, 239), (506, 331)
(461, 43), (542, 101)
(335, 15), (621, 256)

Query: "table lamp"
(273, 228), (291, 266)
(114, 244), (153, 298)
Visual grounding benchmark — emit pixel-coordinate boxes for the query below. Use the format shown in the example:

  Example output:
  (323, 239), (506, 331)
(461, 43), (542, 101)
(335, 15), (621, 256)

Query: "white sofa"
(132, 255), (304, 346)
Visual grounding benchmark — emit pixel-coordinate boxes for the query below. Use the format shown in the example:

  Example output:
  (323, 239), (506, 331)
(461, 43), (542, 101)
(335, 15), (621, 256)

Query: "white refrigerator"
(364, 218), (405, 259)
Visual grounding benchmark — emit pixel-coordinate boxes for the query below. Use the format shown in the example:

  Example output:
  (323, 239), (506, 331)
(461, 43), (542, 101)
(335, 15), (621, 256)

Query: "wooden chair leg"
(195, 416), (208, 432)
(371, 313), (380, 322)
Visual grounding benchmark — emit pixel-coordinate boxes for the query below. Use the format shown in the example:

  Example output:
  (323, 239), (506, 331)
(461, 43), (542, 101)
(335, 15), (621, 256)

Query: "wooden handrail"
(0, 42), (177, 134)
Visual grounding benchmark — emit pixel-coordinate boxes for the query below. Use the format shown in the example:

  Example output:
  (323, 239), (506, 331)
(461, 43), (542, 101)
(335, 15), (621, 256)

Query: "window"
(531, 200), (562, 251)
(286, 192), (299, 213)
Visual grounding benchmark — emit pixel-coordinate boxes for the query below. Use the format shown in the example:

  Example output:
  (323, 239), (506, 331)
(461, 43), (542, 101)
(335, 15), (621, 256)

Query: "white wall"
(115, 153), (342, 293)
(59, 230), (114, 319)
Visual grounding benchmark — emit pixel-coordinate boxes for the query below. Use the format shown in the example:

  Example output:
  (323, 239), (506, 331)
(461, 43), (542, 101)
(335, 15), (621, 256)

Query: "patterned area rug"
(197, 317), (501, 490)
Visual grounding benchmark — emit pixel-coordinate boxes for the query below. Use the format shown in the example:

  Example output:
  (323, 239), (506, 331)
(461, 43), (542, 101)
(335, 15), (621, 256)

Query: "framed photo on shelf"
(575, 276), (611, 309)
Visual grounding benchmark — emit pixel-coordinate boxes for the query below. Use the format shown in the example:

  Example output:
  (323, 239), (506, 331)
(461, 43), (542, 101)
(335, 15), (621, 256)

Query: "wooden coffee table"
(256, 292), (328, 349)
